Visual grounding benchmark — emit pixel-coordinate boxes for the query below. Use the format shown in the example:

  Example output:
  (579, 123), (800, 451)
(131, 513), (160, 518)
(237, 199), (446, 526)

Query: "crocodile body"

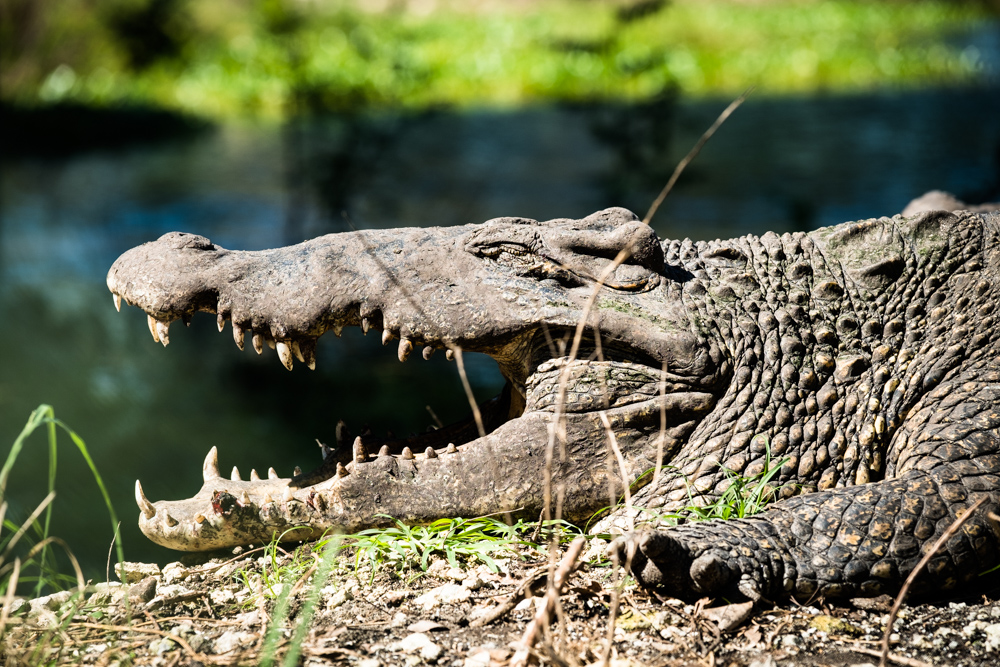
(108, 204), (1000, 602)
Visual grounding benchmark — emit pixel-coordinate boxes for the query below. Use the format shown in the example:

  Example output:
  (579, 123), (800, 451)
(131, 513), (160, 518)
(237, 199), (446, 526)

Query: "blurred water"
(2, 86), (999, 576)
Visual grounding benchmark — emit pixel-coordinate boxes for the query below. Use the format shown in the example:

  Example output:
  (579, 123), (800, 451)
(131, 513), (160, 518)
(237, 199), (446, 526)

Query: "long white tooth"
(277, 341), (294, 370)
(382, 330), (394, 346)
(398, 338), (413, 362)
(267, 338), (276, 350)
(252, 333), (264, 355)
(250, 469), (261, 481)
(202, 446), (221, 481)
(283, 486), (294, 502)
(148, 315), (160, 343)
(378, 445), (390, 458)
(353, 436), (368, 464)
(422, 346), (435, 360)
(425, 447), (438, 459)
(231, 466), (242, 481)
(401, 447), (414, 460)
(165, 512), (178, 527)
(135, 480), (156, 519)
(362, 318), (370, 334)
(336, 462), (348, 477)
(217, 312), (226, 332)
(156, 320), (170, 347)
(264, 492), (274, 503)
(113, 293), (122, 312)
(446, 443), (458, 454)
(445, 349), (455, 361)
(292, 341), (305, 363)
(268, 467), (279, 479)
(239, 490), (251, 506)
(233, 323), (245, 350)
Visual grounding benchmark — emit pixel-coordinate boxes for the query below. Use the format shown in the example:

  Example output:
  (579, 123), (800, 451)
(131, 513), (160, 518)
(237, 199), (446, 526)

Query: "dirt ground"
(3, 539), (1000, 667)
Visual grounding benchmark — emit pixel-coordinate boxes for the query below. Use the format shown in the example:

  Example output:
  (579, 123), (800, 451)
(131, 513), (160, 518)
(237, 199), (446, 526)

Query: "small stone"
(151, 637), (176, 654)
(214, 630), (251, 654)
(128, 576), (157, 604)
(465, 650), (492, 667)
(209, 588), (236, 606)
(809, 614), (863, 636)
(161, 562), (189, 585)
(325, 586), (354, 610)
(115, 561), (160, 584)
(413, 583), (471, 610)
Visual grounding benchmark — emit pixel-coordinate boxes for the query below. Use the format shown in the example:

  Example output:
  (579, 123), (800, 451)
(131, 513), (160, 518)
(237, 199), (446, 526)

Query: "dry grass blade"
(509, 536), (586, 667)
(599, 411), (633, 532)
(879, 495), (990, 667)
(22, 536), (85, 591)
(0, 557), (21, 641)
(643, 86), (754, 225)
(0, 491), (56, 565)
(451, 346), (486, 439)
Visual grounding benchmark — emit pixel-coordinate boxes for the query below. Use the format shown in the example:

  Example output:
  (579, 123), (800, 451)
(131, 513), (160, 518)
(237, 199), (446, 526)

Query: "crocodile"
(107, 204), (1000, 603)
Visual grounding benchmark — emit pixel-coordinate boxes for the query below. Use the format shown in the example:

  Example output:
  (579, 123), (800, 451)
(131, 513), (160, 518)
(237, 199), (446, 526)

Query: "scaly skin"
(109, 205), (1000, 602)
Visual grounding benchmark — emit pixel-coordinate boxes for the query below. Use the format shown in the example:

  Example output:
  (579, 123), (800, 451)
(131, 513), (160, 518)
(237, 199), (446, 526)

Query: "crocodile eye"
(478, 243), (535, 262)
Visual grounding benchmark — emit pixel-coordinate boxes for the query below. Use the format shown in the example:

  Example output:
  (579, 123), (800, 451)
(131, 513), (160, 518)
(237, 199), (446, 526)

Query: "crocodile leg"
(616, 373), (1000, 601)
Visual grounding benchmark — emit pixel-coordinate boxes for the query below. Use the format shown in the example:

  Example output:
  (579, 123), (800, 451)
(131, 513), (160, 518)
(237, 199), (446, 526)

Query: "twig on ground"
(469, 565), (549, 628)
(855, 645), (934, 667)
(510, 537), (587, 667)
(879, 495), (989, 667)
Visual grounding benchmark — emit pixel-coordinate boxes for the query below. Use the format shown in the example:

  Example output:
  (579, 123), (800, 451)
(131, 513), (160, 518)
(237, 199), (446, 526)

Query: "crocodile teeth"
(401, 447), (414, 460)
(148, 315), (160, 343)
(292, 341), (305, 363)
(446, 443), (458, 454)
(353, 436), (368, 464)
(283, 486), (294, 502)
(362, 318), (370, 334)
(293, 466), (302, 476)
(268, 467), (278, 479)
(217, 312), (226, 333)
(336, 462), (348, 477)
(382, 330), (394, 346)
(277, 341), (294, 370)
(314, 493), (328, 512)
(264, 492), (274, 503)
(318, 440), (332, 460)
(378, 445), (390, 458)
(195, 514), (206, 524)
(231, 467), (242, 481)
(425, 447), (438, 459)
(202, 446), (221, 481)
(156, 320), (170, 347)
(113, 293), (122, 312)
(165, 512), (178, 527)
(267, 339), (276, 350)
(252, 333), (264, 355)
(239, 490), (251, 506)
(250, 469), (261, 481)
(135, 480), (156, 519)
(232, 323), (245, 350)
(333, 325), (343, 337)
(398, 338), (413, 362)
(445, 349), (455, 361)
(422, 346), (435, 360)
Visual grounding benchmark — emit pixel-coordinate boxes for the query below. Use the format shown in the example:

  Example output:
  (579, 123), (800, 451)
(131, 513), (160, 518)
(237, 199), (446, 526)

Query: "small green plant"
(683, 439), (790, 522)
(345, 515), (542, 578)
(0, 405), (123, 600)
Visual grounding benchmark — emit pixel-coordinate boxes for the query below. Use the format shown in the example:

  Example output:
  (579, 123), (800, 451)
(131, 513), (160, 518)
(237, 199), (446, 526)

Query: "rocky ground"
(2, 538), (1000, 667)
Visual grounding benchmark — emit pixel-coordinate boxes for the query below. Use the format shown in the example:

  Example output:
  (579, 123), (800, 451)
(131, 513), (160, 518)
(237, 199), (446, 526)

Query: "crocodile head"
(109, 207), (729, 550)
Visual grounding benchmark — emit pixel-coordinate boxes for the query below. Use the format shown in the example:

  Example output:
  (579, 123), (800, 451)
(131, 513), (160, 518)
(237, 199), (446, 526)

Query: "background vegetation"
(1, 0), (996, 119)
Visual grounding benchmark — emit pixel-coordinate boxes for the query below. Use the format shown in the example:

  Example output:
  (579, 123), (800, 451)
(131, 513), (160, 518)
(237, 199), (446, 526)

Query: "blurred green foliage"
(0, 0), (994, 118)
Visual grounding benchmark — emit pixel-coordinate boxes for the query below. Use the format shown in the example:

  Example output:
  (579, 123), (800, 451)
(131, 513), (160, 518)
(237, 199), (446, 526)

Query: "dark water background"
(2, 85), (1000, 577)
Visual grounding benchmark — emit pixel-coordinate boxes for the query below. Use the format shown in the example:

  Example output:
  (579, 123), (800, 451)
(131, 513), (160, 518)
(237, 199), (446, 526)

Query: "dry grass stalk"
(878, 495), (990, 667)
(510, 536), (587, 667)
(643, 86), (754, 225)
